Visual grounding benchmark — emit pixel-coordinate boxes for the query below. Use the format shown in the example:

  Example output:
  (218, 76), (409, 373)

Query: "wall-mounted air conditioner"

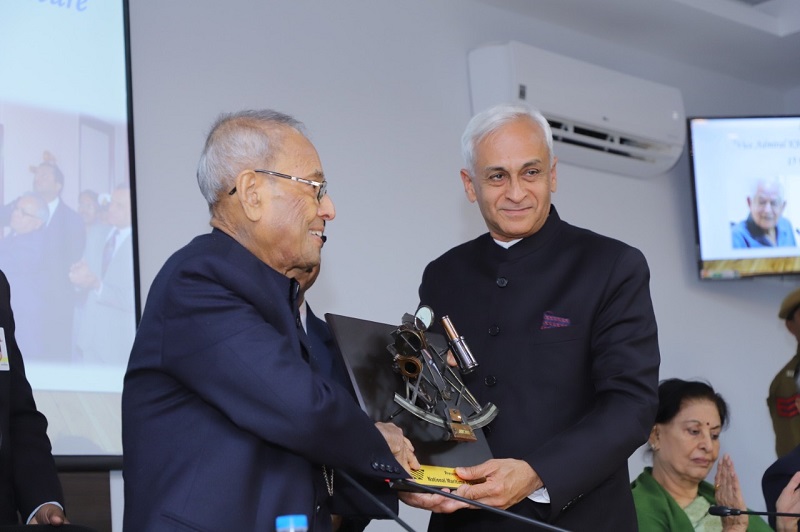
(467, 41), (686, 178)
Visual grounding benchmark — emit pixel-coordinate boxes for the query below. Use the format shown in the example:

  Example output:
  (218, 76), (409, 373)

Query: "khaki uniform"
(768, 349), (800, 457)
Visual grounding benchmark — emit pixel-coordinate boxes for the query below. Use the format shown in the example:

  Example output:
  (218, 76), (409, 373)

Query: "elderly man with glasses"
(0, 194), (50, 359)
(122, 110), (416, 532)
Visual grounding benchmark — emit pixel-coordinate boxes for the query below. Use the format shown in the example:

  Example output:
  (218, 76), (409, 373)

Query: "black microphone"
(709, 505), (800, 518)
(389, 478), (570, 531)
(320, 235), (327, 243)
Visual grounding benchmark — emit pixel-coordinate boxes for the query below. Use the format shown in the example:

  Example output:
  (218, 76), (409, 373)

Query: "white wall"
(124, 1), (799, 529)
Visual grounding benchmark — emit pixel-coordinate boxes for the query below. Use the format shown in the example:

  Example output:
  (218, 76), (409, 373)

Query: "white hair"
(461, 103), (554, 175)
(750, 176), (785, 202)
(196, 109), (305, 206)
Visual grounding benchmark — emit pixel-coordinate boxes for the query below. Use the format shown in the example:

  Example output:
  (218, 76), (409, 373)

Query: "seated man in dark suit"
(0, 269), (67, 526)
(764, 363), (800, 531)
(293, 262), (353, 393)
(292, 261), (410, 532)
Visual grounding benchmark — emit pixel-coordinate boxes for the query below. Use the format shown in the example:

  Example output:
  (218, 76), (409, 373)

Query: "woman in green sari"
(631, 379), (792, 531)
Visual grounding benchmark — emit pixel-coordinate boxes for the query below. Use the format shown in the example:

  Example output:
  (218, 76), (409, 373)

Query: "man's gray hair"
(461, 103), (554, 175)
(196, 109), (305, 206)
(751, 176), (786, 202)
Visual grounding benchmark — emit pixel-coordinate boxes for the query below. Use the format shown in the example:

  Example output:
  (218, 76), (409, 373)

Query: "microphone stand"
(709, 505), (800, 518)
(336, 470), (416, 531)
(394, 478), (570, 532)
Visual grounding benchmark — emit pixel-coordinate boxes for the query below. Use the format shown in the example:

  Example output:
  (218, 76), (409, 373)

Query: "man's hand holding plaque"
(375, 421), (420, 475)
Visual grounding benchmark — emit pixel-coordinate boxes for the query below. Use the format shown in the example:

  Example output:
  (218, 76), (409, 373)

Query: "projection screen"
(0, 0), (137, 458)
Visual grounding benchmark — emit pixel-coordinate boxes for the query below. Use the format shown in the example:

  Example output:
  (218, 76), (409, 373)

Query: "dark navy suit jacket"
(122, 230), (404, 532)
(763, 443), (800, 530)
(305, 306), (399, 531)
(0, 197), (83, 360)
(41, 200), (85, 360)
(0, 270), (63, 524)
(305, 305), (352, 394)
(420, 206), (660, 532)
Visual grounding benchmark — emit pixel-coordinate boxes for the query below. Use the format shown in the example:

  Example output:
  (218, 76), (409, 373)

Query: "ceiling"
(477, 0), (800, 91)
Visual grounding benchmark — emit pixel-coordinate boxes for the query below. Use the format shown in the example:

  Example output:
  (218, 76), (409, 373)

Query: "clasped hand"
(714, 454), (748, 532)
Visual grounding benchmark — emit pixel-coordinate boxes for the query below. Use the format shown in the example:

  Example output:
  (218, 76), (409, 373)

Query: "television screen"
(688, 116), (800, 280)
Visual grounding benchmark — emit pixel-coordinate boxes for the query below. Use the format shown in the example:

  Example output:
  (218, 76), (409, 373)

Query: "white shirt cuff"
(26, 501), (63, 524)
(528, 486), (550, 503)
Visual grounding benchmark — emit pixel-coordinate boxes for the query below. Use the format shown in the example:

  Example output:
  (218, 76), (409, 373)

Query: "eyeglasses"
(228, 169), (327, 202)
(13, 204), (44, 220)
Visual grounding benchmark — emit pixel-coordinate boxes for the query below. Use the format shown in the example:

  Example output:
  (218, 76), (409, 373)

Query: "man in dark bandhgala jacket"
(401, 103), (660, 532)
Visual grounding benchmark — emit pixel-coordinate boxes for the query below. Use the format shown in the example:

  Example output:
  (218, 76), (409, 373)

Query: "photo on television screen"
(688, 116), (800, 280)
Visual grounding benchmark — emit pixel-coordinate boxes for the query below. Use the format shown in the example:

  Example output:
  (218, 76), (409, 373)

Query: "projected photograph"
(0, 1), (135, 454)
(689, 116), (800, 280)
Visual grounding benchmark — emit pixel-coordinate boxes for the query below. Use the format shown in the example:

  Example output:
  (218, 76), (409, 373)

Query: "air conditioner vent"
(467, 41), (686, 177)
(546, 117), (678, 165)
